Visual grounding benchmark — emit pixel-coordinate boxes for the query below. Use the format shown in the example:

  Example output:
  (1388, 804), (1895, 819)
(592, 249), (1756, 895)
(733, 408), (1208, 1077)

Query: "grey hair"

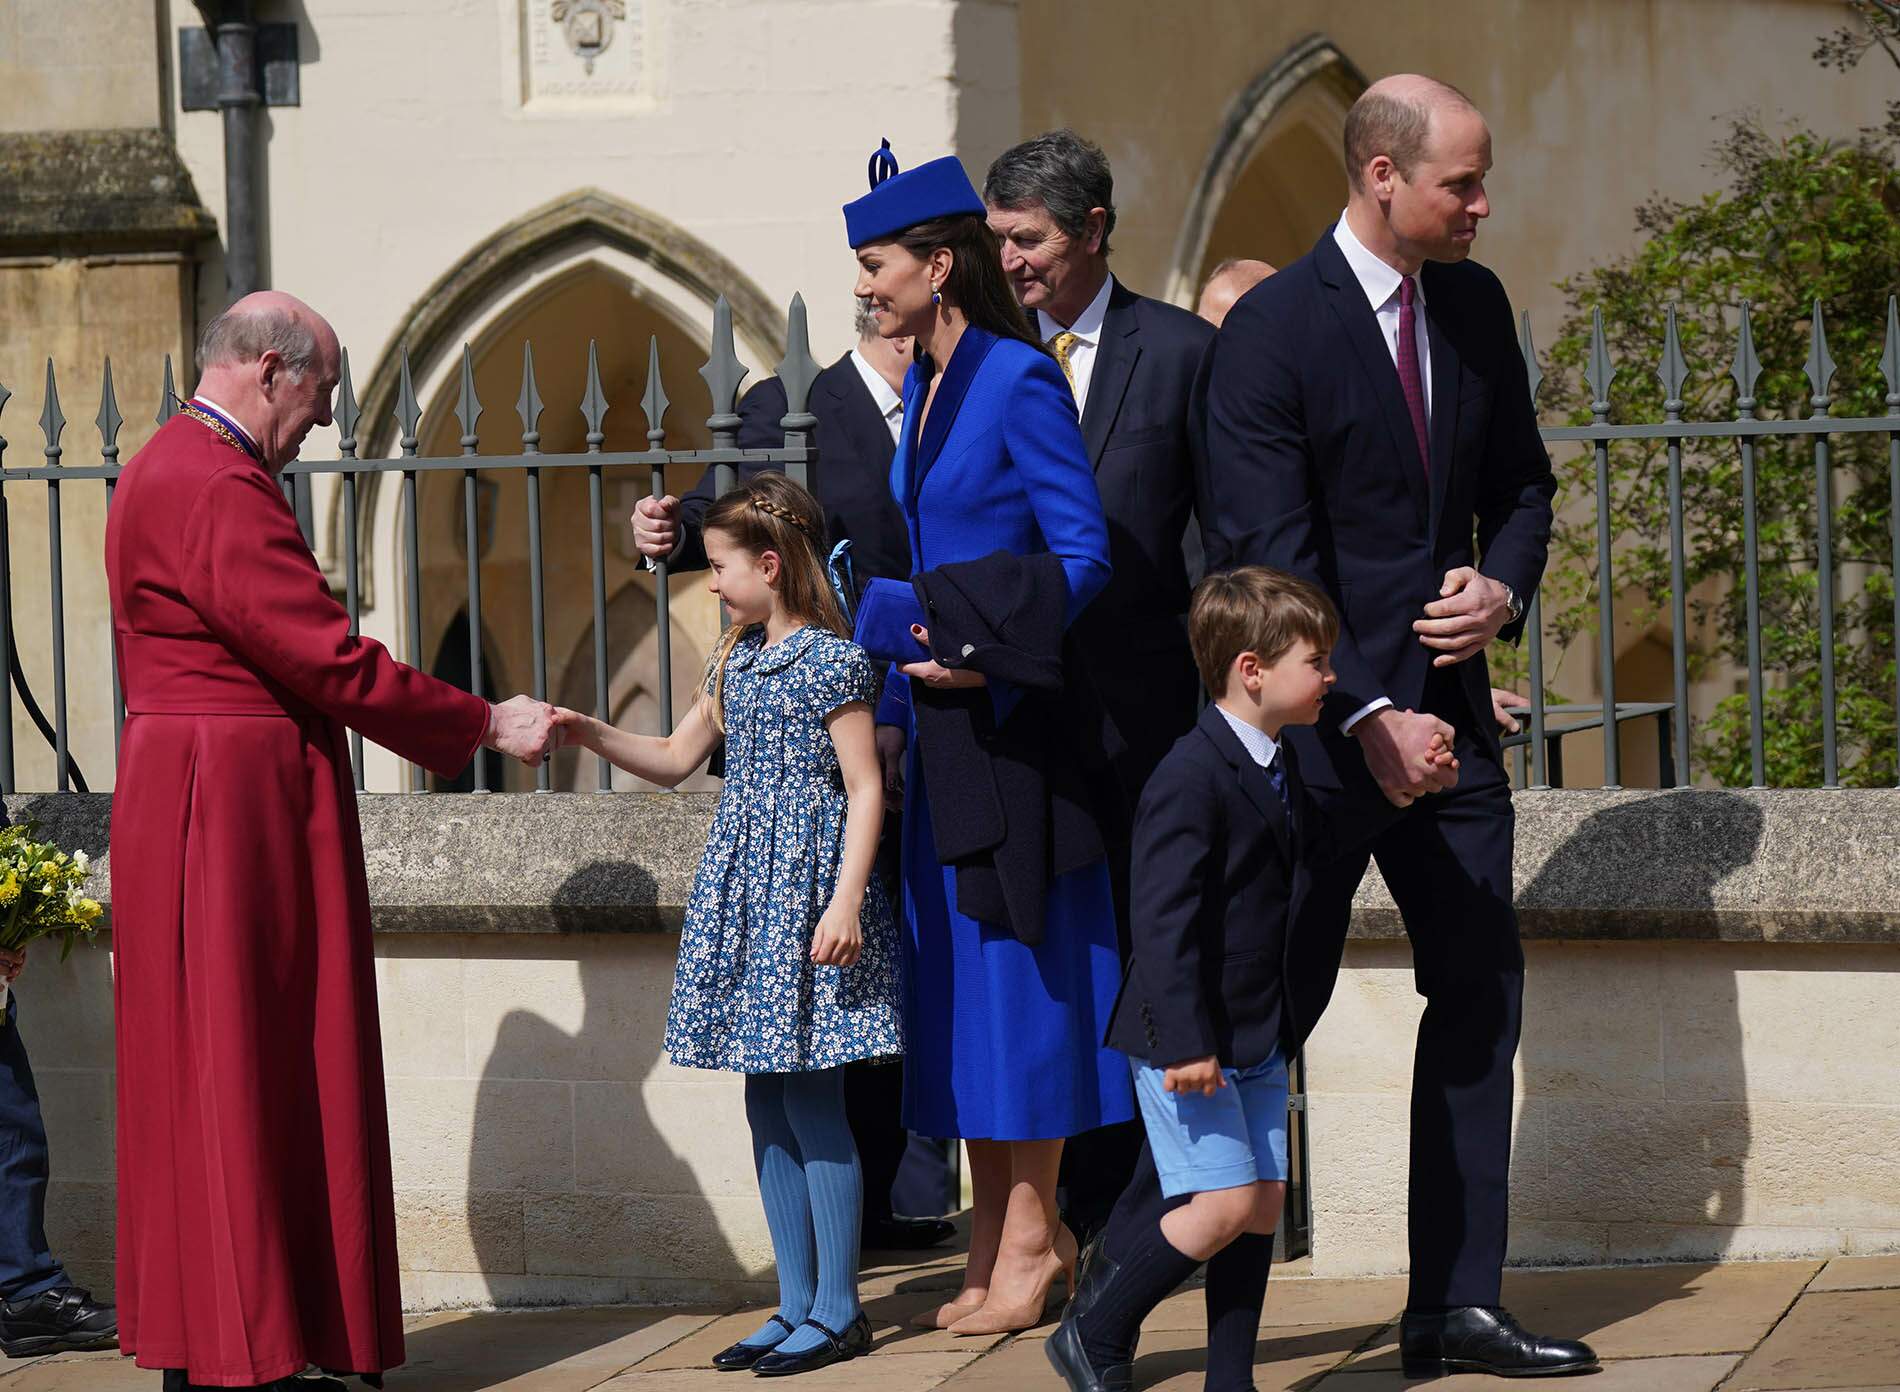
(196, 304), (321, 379)
(983, 129), (1117, 256)
(1343, 78), (1475, 192)
(853, 295), (878, 338)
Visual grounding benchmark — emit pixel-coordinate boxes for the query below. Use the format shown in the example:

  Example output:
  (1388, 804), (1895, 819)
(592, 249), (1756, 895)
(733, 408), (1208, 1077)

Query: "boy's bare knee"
(1194, 1185), (1258, 1245)
(1249, 1180), (1287, 1234)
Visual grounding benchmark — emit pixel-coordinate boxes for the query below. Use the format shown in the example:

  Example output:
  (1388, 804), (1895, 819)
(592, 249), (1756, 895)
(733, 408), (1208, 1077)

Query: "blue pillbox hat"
(843, 140), (986, 248)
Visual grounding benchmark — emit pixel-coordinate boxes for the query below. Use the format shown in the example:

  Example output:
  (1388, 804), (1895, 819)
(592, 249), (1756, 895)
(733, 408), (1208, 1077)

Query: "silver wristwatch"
(1502, 582), (1524, 624)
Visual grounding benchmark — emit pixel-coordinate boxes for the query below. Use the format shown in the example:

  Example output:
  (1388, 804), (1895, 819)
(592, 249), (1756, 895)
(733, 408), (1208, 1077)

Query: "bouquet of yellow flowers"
(0, 823), (104, 1005)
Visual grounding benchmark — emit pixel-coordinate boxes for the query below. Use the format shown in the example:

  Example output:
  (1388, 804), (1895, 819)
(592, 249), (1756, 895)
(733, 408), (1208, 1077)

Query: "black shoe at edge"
(1399, 1306), (1600, 1378)
(0, 1285), (118, 1359)
(1044, 1310), (1131, 1392)
(862, 1214), (957, 1251)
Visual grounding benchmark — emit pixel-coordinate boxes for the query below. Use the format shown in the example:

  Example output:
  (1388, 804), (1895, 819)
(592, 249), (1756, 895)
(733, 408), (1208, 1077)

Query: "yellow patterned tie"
(1047, 331), (1080, 395)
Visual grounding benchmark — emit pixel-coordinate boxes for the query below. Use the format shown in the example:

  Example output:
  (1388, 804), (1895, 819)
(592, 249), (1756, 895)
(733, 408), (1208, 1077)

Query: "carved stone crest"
(550, 0), (627, 75)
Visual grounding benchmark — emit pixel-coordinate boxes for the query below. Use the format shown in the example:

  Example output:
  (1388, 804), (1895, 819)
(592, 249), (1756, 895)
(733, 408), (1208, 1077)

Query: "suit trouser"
(1309, 712), (1524, 1308)
(0, 996), (68, 1303)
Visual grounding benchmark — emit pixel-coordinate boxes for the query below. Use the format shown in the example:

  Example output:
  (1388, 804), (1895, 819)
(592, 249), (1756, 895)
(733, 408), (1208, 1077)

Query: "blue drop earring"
(931, 288), (942, 305)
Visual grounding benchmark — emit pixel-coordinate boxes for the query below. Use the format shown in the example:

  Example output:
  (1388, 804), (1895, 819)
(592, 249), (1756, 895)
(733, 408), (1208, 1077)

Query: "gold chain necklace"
(178, 402), (259, 462)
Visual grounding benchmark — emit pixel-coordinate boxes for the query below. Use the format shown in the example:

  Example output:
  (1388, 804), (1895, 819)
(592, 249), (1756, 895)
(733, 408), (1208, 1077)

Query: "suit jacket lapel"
(1316, 232), (1430, 532)
(1196, 705), (1291, 861)
(1423, 268), (1462, 543)
(1081, 283), (1140, 469)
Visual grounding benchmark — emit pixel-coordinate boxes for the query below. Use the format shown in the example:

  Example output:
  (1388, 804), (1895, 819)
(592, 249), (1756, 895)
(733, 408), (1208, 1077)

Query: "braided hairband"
(750, 494), (821, 543)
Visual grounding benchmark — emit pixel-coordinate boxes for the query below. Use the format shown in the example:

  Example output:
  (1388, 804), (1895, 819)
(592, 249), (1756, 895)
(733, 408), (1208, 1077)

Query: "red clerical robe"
(104, 414), (488, 1386)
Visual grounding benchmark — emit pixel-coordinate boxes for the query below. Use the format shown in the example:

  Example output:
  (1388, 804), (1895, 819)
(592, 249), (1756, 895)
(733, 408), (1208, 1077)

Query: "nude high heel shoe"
(946, 1223), (1077, 1337)
(910, 1293), (987, 1330)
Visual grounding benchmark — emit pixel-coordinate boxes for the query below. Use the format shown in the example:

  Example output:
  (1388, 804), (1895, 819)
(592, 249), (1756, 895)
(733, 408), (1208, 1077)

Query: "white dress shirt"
(1215, 703), (1281, 772)
(848, 345), (905, 447)
(1328, 211), (1437, 734)
(1035, 271), (1115, 417)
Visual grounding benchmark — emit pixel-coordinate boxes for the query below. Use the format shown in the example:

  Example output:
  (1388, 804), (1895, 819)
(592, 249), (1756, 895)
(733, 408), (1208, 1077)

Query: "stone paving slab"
(1729, 1287), (1900, 1389)
(0, 1259), (1892, 1390)
(1812, 1256), (1900, 1292)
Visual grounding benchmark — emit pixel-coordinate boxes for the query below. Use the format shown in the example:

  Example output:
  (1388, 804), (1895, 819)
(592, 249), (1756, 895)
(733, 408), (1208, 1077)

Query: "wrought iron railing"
(3, 292), (1899, 795)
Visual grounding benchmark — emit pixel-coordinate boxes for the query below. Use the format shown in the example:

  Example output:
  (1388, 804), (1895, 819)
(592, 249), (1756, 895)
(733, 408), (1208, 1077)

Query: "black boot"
(1400, 1306), (1599, 1377)
(1048, 1216), (1201, 1391)
(0, 1285), (116, 1358)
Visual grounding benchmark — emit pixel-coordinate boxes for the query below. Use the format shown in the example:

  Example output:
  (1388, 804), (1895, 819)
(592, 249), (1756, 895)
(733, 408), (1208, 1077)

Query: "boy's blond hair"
(1189, 566), (1340, 697)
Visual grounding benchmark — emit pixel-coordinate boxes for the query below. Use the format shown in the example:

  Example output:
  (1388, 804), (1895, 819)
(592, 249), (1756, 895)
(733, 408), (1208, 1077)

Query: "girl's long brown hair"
(700, 473), (850, 731)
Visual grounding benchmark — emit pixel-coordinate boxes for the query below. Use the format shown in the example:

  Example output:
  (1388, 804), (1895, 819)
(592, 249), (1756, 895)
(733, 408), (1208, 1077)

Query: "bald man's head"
(1196, 258), (1277, 328)
(194, 292), (342, 470)
(1343, 75), (1478, 194)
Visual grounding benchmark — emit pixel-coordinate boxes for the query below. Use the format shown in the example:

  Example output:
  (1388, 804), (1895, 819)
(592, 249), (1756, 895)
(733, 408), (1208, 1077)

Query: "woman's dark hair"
(893, 214), (1046, 354)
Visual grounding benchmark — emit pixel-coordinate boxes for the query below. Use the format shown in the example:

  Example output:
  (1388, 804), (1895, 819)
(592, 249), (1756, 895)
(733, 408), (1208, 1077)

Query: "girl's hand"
(898, 625), (987, 689)
(550, 707), (592, 749)
(0, 946), (26, 984)
(810, 902), (863, 967)
(1162, 1055), (1226, 1097)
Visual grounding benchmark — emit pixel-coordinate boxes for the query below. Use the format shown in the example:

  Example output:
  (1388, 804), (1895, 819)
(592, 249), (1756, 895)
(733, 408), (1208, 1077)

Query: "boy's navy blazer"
(1104, 703), (1339, 1070)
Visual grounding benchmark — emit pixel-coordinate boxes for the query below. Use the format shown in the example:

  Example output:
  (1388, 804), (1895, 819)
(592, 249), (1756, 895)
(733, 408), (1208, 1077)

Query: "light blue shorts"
(1130, 1050), (1290, 1199)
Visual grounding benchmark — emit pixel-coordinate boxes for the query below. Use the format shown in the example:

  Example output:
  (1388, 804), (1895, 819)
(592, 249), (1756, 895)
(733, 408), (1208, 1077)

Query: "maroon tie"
(1397, 275), (1430, 475)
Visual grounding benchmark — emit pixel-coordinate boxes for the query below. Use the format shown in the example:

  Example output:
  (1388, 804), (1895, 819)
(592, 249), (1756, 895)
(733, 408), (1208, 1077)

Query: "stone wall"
(11, 787), (1900, 1309)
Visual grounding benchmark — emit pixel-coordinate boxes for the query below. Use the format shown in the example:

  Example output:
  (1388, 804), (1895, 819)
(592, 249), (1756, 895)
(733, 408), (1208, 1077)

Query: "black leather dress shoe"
(862, 1214), (957, 1251)
(751, 1313), (871, 1377)
(711, 1314), (796, 1371)
(0, 1285), (117, 1358)
(1066, 1234), (1118, 1324)
(1400, 1306), (1599, 1378)
(1044, 1312), (1130, 1392)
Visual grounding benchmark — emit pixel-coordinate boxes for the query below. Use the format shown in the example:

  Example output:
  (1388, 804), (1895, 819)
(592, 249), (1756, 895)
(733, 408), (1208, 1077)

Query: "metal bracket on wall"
(178, 23), (301, 109)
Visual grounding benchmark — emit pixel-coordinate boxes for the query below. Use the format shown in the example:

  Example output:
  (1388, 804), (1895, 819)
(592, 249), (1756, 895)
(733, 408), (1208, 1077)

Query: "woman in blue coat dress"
(844, 145), (1134, 1336)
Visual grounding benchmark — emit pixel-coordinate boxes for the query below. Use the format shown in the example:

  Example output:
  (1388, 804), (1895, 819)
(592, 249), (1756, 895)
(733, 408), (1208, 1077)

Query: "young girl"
(555, 474), (901, 1377)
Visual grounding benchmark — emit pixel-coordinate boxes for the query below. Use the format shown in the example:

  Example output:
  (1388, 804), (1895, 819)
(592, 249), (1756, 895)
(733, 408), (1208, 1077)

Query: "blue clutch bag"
(852, 577), (929, 664)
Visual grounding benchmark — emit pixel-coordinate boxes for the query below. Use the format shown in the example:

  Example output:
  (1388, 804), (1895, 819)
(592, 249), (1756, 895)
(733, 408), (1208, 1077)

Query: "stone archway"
(1164, 35), (1367, 308)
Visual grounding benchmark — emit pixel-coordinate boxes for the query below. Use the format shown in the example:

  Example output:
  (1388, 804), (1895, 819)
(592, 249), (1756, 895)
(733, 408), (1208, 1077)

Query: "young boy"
(1046, 566), (1338, 1392)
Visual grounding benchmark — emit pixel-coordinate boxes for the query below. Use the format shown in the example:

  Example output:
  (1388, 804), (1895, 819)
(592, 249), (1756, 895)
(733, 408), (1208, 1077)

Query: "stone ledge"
(0, 129), (216, 256)
(9, 787), (1899, 944)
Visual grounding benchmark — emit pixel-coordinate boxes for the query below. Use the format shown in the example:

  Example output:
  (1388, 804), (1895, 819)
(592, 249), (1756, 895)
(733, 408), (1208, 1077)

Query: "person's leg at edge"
(771, 1067), (865, 1355)
(740, 1072), (817, 1349)
(0, 996), (68, 1307)
(948, 1137), (1075, 1334)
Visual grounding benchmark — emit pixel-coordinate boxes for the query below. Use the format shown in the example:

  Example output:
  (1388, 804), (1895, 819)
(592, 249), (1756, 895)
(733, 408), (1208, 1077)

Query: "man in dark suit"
(630, 305), (956, 1254)
(983, 130), (1214, 1247)
(633, 300), (912, 587)
(1199, 75), (1595, 1376)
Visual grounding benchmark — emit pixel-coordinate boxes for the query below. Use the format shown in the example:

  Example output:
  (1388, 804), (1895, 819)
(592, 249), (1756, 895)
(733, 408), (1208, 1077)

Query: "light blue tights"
(738, 1067), (864, 1355)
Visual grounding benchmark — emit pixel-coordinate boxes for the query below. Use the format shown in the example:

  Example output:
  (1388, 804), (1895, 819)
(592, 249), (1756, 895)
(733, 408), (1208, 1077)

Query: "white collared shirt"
(190, 394), (261, 455)
(1329, 211), (1436, 734)
(1330, 211), (1433, 421)
(1215, 703), (1281, 773)
(1035, 271), (1114, 417)
(848, 345), (905, 446)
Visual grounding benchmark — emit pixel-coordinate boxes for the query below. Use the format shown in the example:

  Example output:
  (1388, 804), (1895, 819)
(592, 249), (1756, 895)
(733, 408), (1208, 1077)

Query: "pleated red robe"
(104, 414), (488, 1386)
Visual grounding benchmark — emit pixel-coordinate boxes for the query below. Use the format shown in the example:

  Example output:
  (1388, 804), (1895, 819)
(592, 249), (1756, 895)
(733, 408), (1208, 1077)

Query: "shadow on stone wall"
(1513, 790), (1764, 1316)
(464, 860), (751, 1310)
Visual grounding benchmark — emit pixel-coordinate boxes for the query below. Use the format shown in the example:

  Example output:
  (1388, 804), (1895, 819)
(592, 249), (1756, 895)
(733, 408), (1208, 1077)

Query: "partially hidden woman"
(844, 144), (1133, 1336)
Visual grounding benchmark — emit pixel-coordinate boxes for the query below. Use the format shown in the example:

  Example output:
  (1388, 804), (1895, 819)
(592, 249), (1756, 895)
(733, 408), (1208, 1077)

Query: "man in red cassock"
(105, 291), (557, 1391)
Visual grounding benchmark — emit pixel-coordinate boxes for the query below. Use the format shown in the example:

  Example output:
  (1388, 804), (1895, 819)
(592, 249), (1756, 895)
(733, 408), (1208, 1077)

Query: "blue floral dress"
(664, 624), (904, 1073)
